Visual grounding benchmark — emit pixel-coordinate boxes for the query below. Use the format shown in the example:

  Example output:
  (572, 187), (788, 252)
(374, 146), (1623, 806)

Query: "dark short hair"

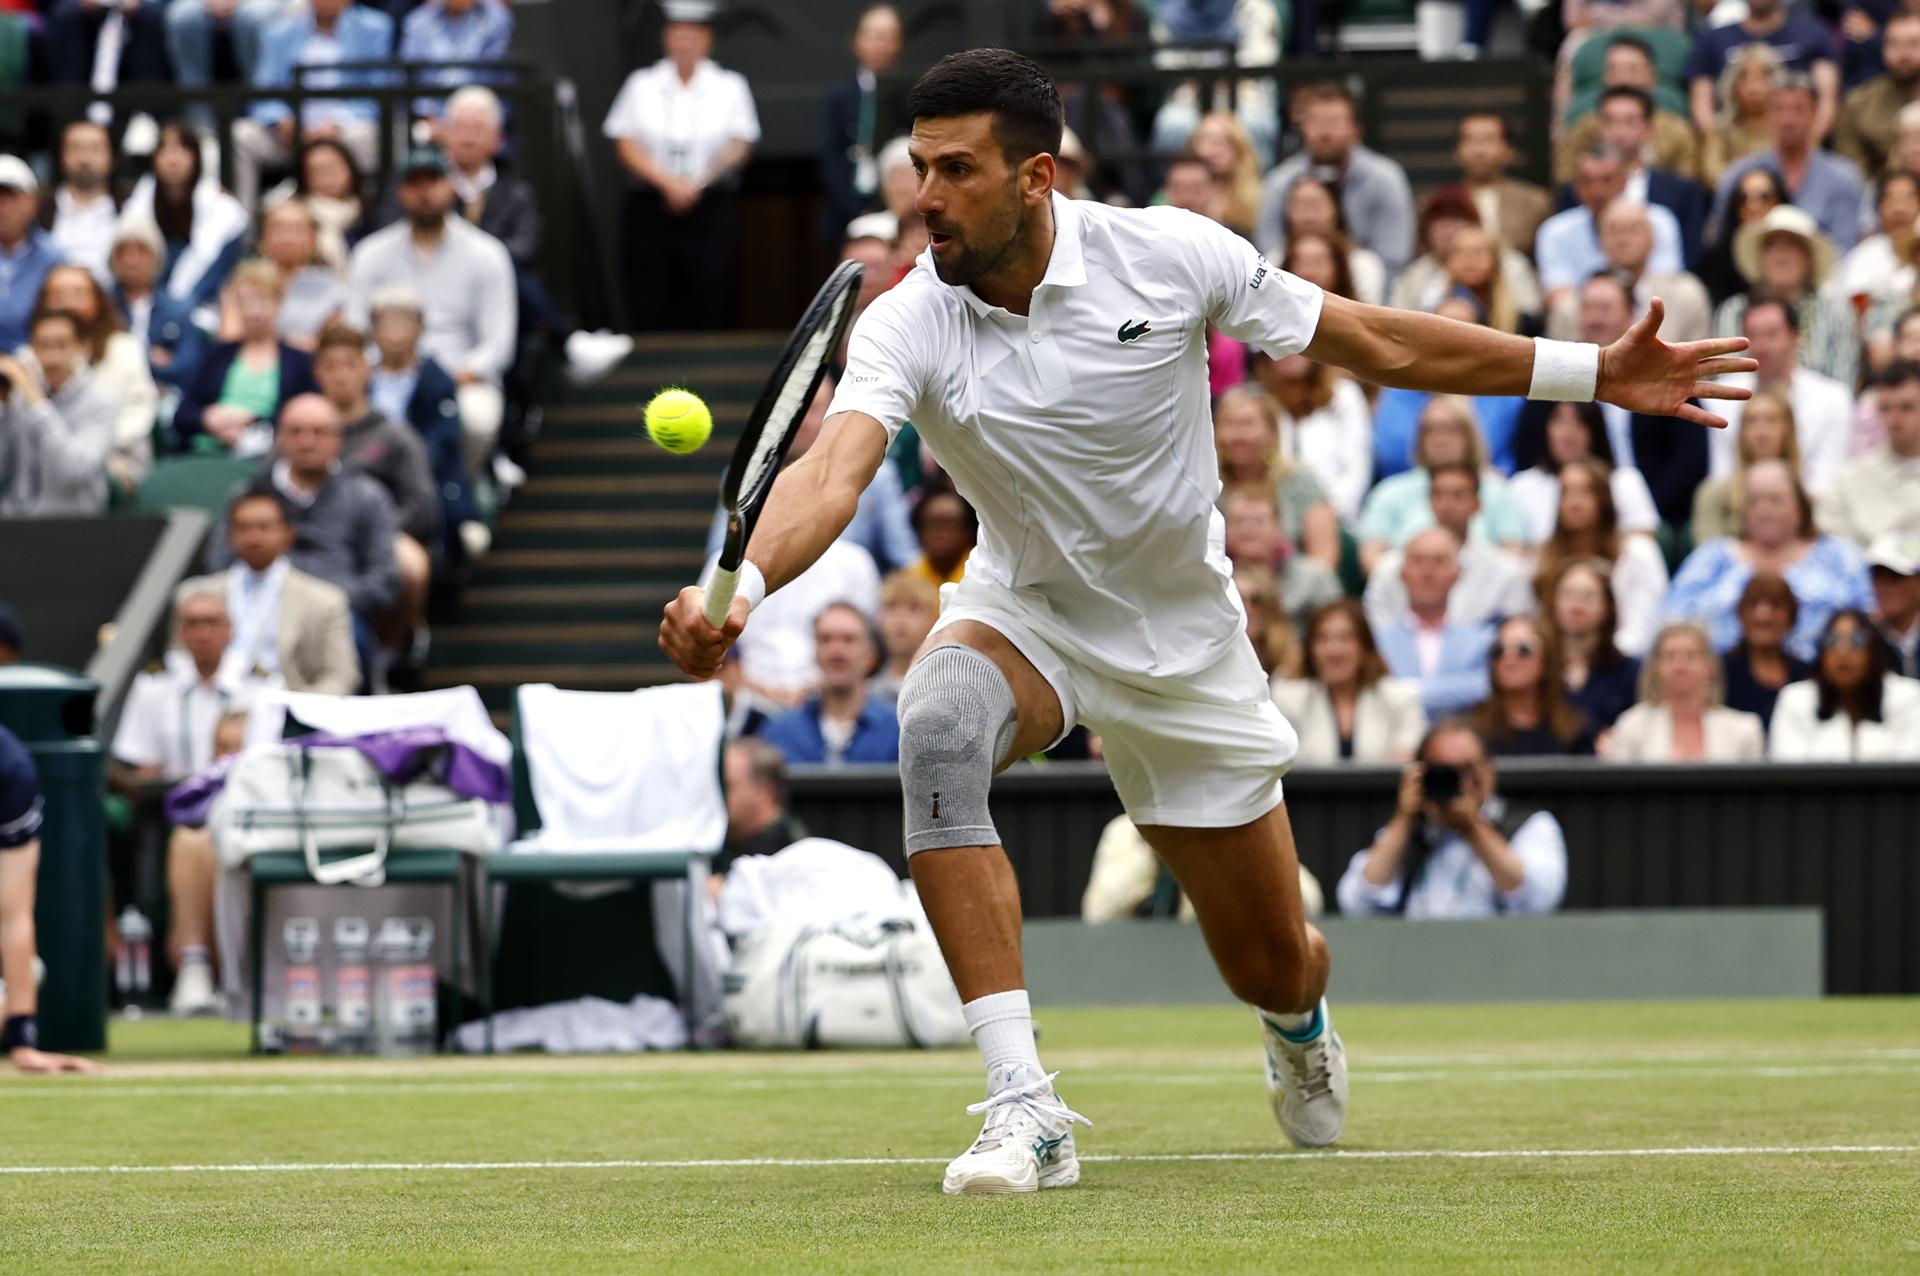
(907, 47), (1064, 164)
(1296, 80), (1357, 117)
(1880, 359), (1920, 392)
(911, 487), (977, 535)
(229, 488), (289, 523)
(1598, 85), (1655, 121)
(314, 324), (368, 357)
(1879, 171), (1920, 206)
(1427, 458), (1479, 489)
(1605, 33), (1656, 66)
(1744, 294), (1800, 334)
(1738, 570), (1798, 626)
(1418, 716), (1489, 765)
(729, 737), (789, 810)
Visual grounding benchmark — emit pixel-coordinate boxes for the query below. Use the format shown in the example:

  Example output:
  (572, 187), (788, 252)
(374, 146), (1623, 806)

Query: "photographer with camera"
(0, 309), (116, 518)
(1336, 718), (1567, 919)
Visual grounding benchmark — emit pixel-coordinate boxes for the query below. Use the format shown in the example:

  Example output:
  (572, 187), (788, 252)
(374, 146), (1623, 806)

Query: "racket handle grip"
(703, 567), (739, 629)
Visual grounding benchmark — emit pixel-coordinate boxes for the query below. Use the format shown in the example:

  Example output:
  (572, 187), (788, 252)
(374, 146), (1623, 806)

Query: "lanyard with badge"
(179, 680), (230, 777)
(851, 84), (877, 196)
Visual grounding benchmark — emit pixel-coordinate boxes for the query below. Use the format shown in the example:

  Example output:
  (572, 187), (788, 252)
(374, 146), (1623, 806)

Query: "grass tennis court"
(1, 1000), (1915, 1272)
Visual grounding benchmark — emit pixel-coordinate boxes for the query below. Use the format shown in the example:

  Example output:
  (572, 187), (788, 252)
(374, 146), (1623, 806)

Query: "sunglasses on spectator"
(1493, 641), (1539, 658)
(1819, 631), (1874, 652)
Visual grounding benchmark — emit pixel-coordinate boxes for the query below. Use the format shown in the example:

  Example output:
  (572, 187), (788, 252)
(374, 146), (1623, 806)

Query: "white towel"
(452, 995), (688, 1054)
(244, 685), (511, 766)
(716, 838), (908, 939)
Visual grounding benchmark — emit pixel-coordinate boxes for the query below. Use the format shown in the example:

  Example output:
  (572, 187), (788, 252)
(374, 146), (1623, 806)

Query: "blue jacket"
(759, 695), (900, 766)
(172, 341), (317, 448)
(404, 356), (479, 559)
(1372, 387), (1526, 480)
(0, 227), (63, 352)
(250, 6), (396, 127)
(113, 285), (208, 390)
(1374, 618), (1495, 721)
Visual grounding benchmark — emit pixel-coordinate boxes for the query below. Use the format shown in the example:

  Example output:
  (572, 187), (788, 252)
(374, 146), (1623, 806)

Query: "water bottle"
(330, 918), (372, 1055)
(117, 907), (153, 1007)
(374, 917), (437, 1056)
(283, 917), (323, 1054)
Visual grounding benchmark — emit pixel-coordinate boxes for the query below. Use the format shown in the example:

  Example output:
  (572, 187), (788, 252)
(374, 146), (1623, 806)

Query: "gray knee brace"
(897, 644), (1019, 856)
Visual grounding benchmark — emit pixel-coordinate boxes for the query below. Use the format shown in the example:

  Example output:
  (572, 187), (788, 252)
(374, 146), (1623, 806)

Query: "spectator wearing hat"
(604, 0), (761, 332)
(1712, 205), (1858, 386)
(1454, 113), (1551, 258)
(1821, 362), (1920, 548)
(1559, 36), (1706, 186)
(1707, 297), (1854, 495)
(0, 157), (62, 354)
(1865, 531), (1920, 677)
(1535, 146), (1685, 307)
(0, 309), (116, 518)
(1543, 199), (1712, 344)
(1833, 13), (1920, 181)
(109, 216), (207, 392)
(1710, 75), (1866, 254)
(1390, 186), (1541, 320)
(1553, 88), (1708, 266)
(820, 4), (905, 249)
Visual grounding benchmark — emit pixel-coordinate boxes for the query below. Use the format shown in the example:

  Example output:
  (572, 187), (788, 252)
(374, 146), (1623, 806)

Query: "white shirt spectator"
(1708, 369), (1855, 494)
(110, 651), (250, 781)
(1283, 377), (1373, 523)
(1337, 799), (1568, 918)
(729, 538), (882, 697)
(48, 187), (118, 283)
(1268, 676), (1426, 765)
(1510, 464), (1659, 541)
(602, 58), (762, 184)
(1364, 538), (1535, 633)
(1604, 703), (1765, 762)
(1767, 675), (1920, 761)
(1534, 202), (1684, 296)
(346, 216), (517, 384)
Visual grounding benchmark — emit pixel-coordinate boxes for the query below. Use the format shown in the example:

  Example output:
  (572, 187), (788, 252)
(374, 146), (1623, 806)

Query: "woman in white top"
(1769, 610), (1920, 761)
(1270, 599), (1426, 765)
(603, 8), (760, 330)
(21, 264), (157, 497)
(1530, 458), (1669, 658)
(124, 121), (249, 316)
(1824, 172), (1917, 317)
(1508, 400), (1658, 542)
(1601, 621), (1765, 762)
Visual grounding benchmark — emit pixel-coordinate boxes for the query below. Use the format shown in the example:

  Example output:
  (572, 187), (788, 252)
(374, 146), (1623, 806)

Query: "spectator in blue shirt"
(0, 157), (63, 353)
(1685, 0), (1840, 142)
(759, 602), (901, 766)
(1709, 76), (1868, 254)
(401, 0), (515, 120)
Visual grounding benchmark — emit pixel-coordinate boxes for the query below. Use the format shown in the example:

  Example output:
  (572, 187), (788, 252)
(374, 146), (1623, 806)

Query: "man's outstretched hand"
(1594, 298), (1758, 429)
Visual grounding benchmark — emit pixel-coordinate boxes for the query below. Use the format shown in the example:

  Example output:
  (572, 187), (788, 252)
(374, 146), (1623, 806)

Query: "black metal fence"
(790, 761), (1920, 996)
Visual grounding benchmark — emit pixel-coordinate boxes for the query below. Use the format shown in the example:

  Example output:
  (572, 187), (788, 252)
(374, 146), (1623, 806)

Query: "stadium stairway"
(424, 332), (780, 722)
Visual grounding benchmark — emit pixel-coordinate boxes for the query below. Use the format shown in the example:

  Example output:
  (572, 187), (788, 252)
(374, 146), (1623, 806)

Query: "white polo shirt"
(111, 652), (250, 782)
(602, 59), (761, 184)
(828, 195), (1324, 679)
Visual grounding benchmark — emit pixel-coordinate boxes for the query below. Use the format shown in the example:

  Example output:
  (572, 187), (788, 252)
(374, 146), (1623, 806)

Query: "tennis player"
(659, 49), (1753, 1195)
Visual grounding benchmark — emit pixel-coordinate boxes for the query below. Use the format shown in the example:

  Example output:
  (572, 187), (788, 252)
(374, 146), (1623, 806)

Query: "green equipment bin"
(0, 665), (108, 1052)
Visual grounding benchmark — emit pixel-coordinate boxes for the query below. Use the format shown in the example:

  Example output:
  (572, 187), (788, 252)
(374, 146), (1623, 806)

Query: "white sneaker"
(169, 960), (219, 1017)
(942, 1065), (1091, 1196)
(1260, 1000), (1348, 1147)
(491, 454), (527, 491)
(564, 330), (634, 386)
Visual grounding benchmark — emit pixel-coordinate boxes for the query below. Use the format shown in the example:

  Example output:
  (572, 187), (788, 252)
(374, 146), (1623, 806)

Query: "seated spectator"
(1510, 400), (1660, 541)
(1601, 621), (1766, 760)
(155, 707), (248, 1015)
(1441, 225), (1536, 334)
(1699, 166), (1787, 304)
(124, 122), (250, 316)
(42, 0), (166, 93)
(1720, 570), (1813, 728)
(1544, 202), (1713, 343)
(1821, 363), (1920, 547)
(715, 738), (807, 879)
(177, 491), (360, 695)
(730, 537), (883, 708)
(1278, 227), (1360, 301)
(27, 264), (156, 497)
(1187, 112), (1263, 240)
(111, 587), (252, 792)
(174, 259), (316, 457)
(1224, 485), (1343, 633)
(1686, 0), (1838, 142)
(1827, 174), (1920, 319)
(1272, 598), (1425, 764)
(906, 488), (975, 589)
(1868, 531), (1920, 678)
(278, 139), (377, 272)
(873, 569), (938, 703)
(44, 121), (123, 284)
(1214, 384), (1341, 570)
(1561, 35), (1705, 185)
(1539, 146), (1689, 309)
(758, 602), (900, 766)
(1693, 389), (1799, 542)
(1366, 460), (1534, 633)
(1547, 556), (1642, 732)
(1474, 614), (1597, 756)
(366, 284), (482, 562)
(1337, 718), (1568, 918)
(1160, 151), (1224, 224)
(164, 0), (285, 103)
(205, 395), (403, 639)
(1255, 82), (1415, 277)
(1454, 112), (1552, 257)
(1560, 87), (1708, 265)
(230, 0), (393, 211)
(1834, 12), (1920, 180)
(253, 200), (345, 351)
(1234, 563), (1301, 682)
(1666, 460), (1874, 659)
(819, 5), (904, 247)
(1373, 528), (1497, 719)
(1701, 41), (1783, 187)
(1714, 208), (1857, 387)
(1271, 178), (1385, 305)
(1709, 297), (1853, 495)
(347, 146), (516, 478)
(0, 157), (60, 353)
(1768, 608), (1920, 758)
(0, 310), (114, 517)
(1244, 355), (1372, 527)
(400, 0), (514, 122)
(1711, 75), (1864, 255)
(1856, 303), (1920, 448)
(109, 216), (206, 393)
(1531, 458), (1669, 657)
(1360, 396), (1529, 570)
(1390, 186), (1543, 320)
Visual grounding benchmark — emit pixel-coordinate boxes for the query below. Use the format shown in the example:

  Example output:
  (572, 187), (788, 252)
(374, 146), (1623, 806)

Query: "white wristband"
(736, 560), (768, 613)
(1528, 337), (1600, 403)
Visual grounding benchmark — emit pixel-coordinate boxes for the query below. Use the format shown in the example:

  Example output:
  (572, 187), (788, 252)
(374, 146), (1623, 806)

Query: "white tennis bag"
(723, 918), (969, 1049)
(210, 742), (497, 886)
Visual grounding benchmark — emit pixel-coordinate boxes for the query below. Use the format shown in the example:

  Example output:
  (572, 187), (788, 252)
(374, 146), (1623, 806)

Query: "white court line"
(1, 1061), (1915, 1100)
(0, 1145), (1914, 1176)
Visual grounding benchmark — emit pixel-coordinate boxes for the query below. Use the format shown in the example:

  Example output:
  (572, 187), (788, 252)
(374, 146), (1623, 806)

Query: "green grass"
(2, 1000), (1917, 1272)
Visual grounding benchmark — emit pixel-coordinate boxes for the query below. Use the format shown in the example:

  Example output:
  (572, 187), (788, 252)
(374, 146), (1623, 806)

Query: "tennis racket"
(701, 258), (866, 627)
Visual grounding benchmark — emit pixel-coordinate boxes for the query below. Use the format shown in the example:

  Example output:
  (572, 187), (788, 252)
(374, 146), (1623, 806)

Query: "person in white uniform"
(659, 49), (1752, 1197)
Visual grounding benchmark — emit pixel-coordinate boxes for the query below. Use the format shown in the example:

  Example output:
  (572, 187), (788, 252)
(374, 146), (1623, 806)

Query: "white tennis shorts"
(933, 579), (1298, 828)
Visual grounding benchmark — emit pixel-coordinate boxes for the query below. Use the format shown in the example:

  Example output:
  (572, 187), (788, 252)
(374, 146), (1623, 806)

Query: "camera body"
(1420, 763), (1462, 806)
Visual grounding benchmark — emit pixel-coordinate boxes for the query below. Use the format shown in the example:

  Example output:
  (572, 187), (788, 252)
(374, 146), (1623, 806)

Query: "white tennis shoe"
(1261, 1000), (1349, 1147)
(941, 1065), (1090, 1195)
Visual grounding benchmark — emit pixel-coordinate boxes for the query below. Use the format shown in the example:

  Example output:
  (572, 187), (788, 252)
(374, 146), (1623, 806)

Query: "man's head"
(1402, 526), (1463, 615)
(1598, 198), (1654, 275)
(1453, 113), (1511, 184)
(1296, 83), (1360, 168)
(1426, 460), (1480, 539)
(228, 491), (293, 573)
(852, 3), (903, 74)
(1878, 362), (1920, 458)
(1742, 296), (1799, 385)
(313, 326), (372, 412)
(913, 488), (976, 570)
(1868, 532), (1920, 630)
(1162, 151), (1217, 216)
(1578, 272), (1636, 345)
(1602, 35), (1657, 91)
(310, 0), (349, 21)
(110, 216), (164, 294)
(28, 310), (81, 390)
(905, 48), (1062, 287)
(59, 120), (113, 195)
(1595, 87), (1655, 164)
(722, 737), (788, 842)
(174, 586), (232, 674)
(369, 285), (425, 367)
(0, 155), (38, 246)
(397, 147), (456, 229)
(442, 86), (505, 175)
(1418, 717), (1495, 812)
(1887, 13), (1920, 85)
(1573, 145), (1628, 216)
(277, 394), (345, 477)
(814, 601), (879, 695)
(1769, 74), (1818, 154)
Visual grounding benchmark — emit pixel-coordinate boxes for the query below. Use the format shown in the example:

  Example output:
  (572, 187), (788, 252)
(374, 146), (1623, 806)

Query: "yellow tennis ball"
(645, 389), (712, 454)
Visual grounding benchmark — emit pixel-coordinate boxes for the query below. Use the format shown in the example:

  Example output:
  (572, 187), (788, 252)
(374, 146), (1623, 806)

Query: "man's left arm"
(468, 241), (518, 381)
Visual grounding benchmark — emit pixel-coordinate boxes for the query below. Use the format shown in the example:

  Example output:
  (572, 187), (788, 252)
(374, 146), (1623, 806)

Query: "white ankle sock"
(962, 989), (1042, 1085)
